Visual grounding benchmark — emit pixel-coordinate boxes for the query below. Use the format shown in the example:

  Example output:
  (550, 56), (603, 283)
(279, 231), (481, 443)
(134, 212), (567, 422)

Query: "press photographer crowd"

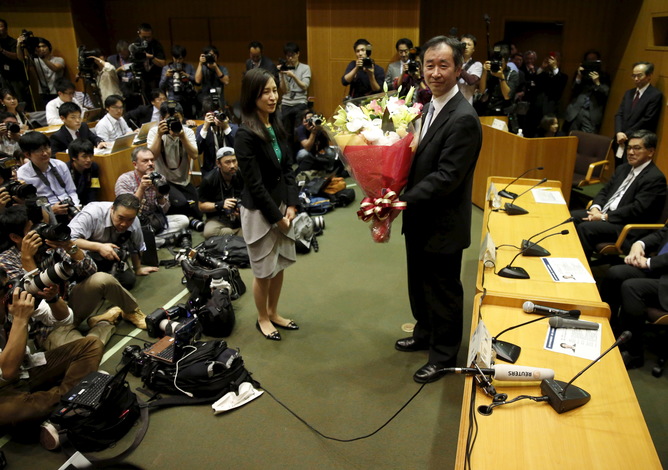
(0, 14), (663, 465)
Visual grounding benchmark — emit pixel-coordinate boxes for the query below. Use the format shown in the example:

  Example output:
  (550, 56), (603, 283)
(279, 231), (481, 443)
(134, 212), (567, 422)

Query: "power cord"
(261, 383), (426, 442)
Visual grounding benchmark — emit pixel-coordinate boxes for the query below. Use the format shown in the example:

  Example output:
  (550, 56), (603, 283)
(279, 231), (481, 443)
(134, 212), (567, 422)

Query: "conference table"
(454, 177), (662, 469)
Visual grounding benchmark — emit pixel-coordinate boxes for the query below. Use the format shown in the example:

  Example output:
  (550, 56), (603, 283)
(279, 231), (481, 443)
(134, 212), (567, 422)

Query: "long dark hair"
(240, 68), (285, 142)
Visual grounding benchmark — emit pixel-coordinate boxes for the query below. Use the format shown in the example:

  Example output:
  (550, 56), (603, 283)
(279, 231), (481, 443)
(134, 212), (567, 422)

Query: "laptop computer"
(143, 317), (198, 363)
(82, 108), (102, 123)
(59, 362), (131, 411)
(133, 121), (157, 145)
(95, 132), (136, 155)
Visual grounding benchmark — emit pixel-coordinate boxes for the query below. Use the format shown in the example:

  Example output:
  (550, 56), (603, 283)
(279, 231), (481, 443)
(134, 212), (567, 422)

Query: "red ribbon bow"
(357, 188), (406, 222)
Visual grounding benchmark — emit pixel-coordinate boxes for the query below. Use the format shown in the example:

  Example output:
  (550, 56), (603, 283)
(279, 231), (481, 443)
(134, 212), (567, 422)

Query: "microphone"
(541, 331), (631, 413)
(521, 217), (575, 257)
(498, 230), (569, 279)
(498, 166), (544, 199)
(523, 301), (581, 319)
(128, 118), (139, 130)
(504, 178), (548, 215)
(548, 317), (599, 330)
(446, 364), (555, 381)
(492, 315), (553, 363)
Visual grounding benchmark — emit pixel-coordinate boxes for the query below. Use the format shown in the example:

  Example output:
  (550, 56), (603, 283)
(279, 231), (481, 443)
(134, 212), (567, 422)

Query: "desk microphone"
(498, 230), (569, 279)
(521, 217), (575, 256)
(523, 301), (581, 319)
(541, 331), (631, 413)
(548, 317), (599, 330)
(492, 315), (553, 363)
(498, 166), (544, 199)
(504, 178), (548, 215)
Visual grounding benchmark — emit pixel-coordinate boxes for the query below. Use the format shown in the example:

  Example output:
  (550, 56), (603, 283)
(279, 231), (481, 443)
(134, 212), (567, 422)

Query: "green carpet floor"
(1, 186), (665, 469)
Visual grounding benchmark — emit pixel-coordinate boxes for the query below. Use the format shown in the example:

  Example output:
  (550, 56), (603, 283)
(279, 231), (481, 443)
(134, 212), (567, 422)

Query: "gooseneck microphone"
(548, 317), (599, 330)
(445, 364), (555, 381)
(541, 331), (632, 413)
(492, 314), (553, 363)
(521, 217), (575, 257)
(504, 178), (548, 215)
(498, 166), (544, 199)
(523, 301), (581, 319)
(498, 230), (569, 279)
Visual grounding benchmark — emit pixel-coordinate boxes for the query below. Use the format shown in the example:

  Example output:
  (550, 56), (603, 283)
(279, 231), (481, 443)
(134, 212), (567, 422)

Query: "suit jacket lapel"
(416, 93), (460, 155)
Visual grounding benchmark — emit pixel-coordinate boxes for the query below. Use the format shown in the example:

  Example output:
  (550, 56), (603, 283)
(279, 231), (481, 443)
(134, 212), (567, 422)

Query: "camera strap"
(160, 136), (184, 171)
(31, 161), (68, 200)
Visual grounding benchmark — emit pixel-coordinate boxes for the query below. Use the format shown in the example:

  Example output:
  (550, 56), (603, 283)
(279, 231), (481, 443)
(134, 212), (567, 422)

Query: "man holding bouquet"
(395, 36), (482, 383)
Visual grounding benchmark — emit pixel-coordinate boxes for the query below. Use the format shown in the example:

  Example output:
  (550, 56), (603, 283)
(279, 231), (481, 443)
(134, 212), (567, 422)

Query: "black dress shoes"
(395, 337), (429, 352)
(256, 321), (281, 341)
(413, 363), (450, 383)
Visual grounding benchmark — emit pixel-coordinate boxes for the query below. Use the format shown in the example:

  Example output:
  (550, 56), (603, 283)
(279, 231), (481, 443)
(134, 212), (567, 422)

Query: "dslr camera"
(1, 179), (37, 201)
(32, 222), (71, 242)
(308, 114), (324, 127)
(205, 53), (216, 64)
(165, 101), (183, 134)
(278, 58), (295, 71)
(3, 258), (74, 303)
(362, 44), (374, 69)
(490, 51), (504, 74)
(146, 303), (194, 338)
(59, 197), (80, 218)
(407, 47), (420, 74)
(148, 171), (170, 195)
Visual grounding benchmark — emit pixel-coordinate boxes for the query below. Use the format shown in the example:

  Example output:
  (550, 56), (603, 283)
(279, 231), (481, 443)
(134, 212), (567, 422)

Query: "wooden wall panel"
(307, 0), (420, 118)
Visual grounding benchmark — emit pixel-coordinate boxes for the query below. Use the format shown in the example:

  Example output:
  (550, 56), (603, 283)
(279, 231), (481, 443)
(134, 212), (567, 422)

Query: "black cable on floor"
(261, 383), (426, 442)
(464, 379), (478, 470)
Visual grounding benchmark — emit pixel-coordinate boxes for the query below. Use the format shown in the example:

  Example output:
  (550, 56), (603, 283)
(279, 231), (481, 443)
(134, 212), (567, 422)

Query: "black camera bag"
(181, 258), (246, 300)
(141, 340), (257, 401)
(191, 288), (235, 337)
(200, 234), (250, 268)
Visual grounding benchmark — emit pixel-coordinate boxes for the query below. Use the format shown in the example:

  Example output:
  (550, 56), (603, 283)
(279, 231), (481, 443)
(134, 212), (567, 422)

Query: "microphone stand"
(498, 166), (544, 199)
(492, 315), (553, 363)
(498, 230), (568, 279)
(504, 178), (548, 215)
(521, 217), (574, 257)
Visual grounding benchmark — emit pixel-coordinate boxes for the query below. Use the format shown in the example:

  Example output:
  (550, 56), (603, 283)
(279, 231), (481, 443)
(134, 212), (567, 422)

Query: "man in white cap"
(197, 146), (244, 239)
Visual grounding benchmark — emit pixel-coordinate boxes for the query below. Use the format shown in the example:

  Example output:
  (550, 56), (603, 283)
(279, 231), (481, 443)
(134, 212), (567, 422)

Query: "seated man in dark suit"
(195, 96), (237, 174)
(49, 102), (105, 157)
(123, 89), (166, 130)
(571, 130), (666, 259)
(614, 61), (663, 165)
(67, 138), (100, 206)
(600, 223), (668, 368)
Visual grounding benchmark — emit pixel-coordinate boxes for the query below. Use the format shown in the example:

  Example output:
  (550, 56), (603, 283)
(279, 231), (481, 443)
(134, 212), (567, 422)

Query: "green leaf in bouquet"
(381, 107), (395, 133)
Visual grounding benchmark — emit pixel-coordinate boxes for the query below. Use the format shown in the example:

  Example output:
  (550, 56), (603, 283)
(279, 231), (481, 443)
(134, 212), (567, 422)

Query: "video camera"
(128, 40), (149, 76)
(77, 45), (101, 81)
(165, 101), (183, 134)
(20, 30), (40, 53)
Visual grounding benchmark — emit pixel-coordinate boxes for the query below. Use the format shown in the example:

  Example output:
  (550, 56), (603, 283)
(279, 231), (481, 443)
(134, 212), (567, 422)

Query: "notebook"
(82, 108), (102, 123)
(133, 121), (158, 145)
(95, 133), (136, 155)
(143, 317), (198, 363)
(60, 362), (130, 411)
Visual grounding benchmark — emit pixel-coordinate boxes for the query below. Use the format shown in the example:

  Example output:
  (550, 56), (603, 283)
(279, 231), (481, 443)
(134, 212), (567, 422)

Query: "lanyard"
(31, 161), (68, 200)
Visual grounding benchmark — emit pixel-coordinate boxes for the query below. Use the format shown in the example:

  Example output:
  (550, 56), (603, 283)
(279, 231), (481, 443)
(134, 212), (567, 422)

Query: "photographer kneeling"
(0, 205), (149, 349)
(115, 146), (190, 248)
(197, 147), (243, 240)
(69, 193), (159, 292)
(295, 110), (341, 175)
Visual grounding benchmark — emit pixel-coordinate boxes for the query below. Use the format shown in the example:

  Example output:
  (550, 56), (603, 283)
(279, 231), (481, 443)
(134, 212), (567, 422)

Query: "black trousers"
(405, 234), (463, 365)
(571, 209), (625, 258)
(167, 181), (202, 219)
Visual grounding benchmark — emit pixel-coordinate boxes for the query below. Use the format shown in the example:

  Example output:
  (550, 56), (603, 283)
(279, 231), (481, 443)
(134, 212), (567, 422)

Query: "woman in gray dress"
(235, 68), (299, 341)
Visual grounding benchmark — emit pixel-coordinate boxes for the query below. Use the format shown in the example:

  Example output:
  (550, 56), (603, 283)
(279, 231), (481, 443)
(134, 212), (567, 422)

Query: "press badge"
(91, 178), (101, 189)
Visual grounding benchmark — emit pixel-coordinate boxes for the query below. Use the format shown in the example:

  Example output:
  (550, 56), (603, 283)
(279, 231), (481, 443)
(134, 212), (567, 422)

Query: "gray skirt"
(240, 204), (296, 279)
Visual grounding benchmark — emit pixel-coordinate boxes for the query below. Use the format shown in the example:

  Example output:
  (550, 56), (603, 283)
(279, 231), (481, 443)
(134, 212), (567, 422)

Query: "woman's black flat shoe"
(256, 321), (281, 341)
(271, 320), (299, 330)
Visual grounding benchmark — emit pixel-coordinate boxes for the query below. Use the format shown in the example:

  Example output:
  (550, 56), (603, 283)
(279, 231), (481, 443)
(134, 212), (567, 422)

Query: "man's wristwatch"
(68, 244), (80, 256)
(601, 214), (608, 222)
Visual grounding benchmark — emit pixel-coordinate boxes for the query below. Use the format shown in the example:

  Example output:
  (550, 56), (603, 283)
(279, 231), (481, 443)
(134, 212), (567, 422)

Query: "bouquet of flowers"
(327, 87), (422, 242)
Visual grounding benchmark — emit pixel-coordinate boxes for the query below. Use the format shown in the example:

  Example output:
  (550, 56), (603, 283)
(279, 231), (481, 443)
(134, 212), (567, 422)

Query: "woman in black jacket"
(235, 68), (299, 341)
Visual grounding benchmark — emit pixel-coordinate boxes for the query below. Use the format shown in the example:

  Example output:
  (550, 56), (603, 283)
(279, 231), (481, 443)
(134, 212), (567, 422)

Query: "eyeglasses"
(109, 105), (124, 110)
(631, 74), (646, 79)
(628, 145), (646, 151)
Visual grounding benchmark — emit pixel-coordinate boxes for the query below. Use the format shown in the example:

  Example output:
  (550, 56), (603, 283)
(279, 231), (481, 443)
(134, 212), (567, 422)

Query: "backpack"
(140, 340), (257, 402)
(181, 258), (246, 300)
(201, 234), (250, 268)
(188, 285), (236, 337)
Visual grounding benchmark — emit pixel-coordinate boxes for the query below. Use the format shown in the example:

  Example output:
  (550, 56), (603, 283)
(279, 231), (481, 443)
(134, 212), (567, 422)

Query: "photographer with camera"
(534, 51), (568, 121)
(195, 45), (230, 112)
(294, 109), (338, 174)
(147, 101), (202, 225)
(66, 139), (99, 206)
(385, 38), (413, 90)
(0, 111), (21, 156)
(342, 39), (384, 99)
(17, 34), (64, 104)
(159, 45), (196, 118)
(69, 194), (159, 291)
(0, 19), (29, 108)
(115, 146), (190, 247)
(458, 34), (482, 105)
(563, 50), (610, 134)
(196, 96), (238, 174)
(131, 23), (166, 91)
(478, 42), (519, 123)
(278, 42), (311, 143)
(16, 132), (82, 223)
(0, 266), (103, 449)
(197, 147), (243, 239)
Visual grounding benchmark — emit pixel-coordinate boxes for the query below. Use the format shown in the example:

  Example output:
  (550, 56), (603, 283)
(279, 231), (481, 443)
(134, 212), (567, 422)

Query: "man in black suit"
(49, 102), (104, 157)
(614, 61), (663, 165)
(394, 36), (483, 383)
(600, 224), (668, 368)
(571, 130), (666, 259)
(124, 89), (166, 130)
(245, 41), (278, 83)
